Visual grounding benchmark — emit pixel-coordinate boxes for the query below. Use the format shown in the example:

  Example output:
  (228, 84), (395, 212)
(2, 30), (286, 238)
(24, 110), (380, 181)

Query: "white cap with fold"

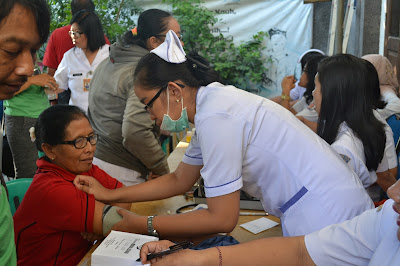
(150, 30), (186, 63)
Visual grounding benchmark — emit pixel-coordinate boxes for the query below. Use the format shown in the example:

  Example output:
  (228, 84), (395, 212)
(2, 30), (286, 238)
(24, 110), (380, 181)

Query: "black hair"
(35, 105), (88, 152)
(71, 10), (105, 52)
(300, 51), (324, 69)
(71, 0), (95, 15)
(121, 9), (171, 49)
(0, 0), (50, 45)
(134, 51), (222, 91)
(317, 54), (386, 171)
(303, 55), (327, 105)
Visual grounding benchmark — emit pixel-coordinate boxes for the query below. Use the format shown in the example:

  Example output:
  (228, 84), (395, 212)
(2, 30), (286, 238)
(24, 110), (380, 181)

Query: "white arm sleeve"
(305, 200), (395, 266)
(54, 55), (69, 91)
(185, 113), (245, 198)
(292, 97), (308, 113)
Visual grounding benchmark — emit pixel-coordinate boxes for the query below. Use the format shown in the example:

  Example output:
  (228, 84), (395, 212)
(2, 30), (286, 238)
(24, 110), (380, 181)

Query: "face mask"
(160, 87), (190, 133)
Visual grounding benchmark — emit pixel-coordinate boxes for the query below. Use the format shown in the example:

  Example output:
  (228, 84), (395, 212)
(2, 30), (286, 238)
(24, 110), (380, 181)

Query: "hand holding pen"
(139, 240), (193, 263)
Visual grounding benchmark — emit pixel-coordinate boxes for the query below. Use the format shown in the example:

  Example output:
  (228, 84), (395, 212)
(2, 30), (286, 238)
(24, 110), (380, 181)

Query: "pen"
(137, 241), (194, 262)
(240, 212), (268, 216)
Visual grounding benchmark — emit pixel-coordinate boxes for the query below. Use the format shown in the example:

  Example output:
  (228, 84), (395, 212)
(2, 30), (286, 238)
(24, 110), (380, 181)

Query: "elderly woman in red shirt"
(13, 105), (131, 265)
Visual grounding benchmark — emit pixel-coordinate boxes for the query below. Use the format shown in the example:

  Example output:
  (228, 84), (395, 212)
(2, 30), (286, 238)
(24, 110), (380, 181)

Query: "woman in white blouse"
(55, 10), (109, 112)
(313, 54), (396, 201)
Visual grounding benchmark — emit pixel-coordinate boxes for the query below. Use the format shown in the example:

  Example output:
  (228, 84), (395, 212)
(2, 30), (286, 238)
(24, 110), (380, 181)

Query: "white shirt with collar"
(182, 82), (373, 236)
(331, 122), (384, 189)
(328, 111), (396, 201)
(305, 199), (400, 265)
(54, 44), (110, 112)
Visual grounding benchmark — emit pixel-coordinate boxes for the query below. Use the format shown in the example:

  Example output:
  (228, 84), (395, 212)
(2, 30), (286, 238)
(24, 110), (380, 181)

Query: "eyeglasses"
(144, 83), (185, 112)
(60, 134), (98, 149)
(154, 33), (183, 41)
(69, 30), (84, 38)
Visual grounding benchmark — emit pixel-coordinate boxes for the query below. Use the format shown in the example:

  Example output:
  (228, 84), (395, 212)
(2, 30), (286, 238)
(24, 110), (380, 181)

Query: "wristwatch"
(281, 94), (291, 101)
(147, 215), (159, 237)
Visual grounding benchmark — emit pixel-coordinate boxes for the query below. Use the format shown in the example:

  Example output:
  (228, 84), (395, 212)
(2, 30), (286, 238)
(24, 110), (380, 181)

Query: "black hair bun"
(186, 51), (210, 68)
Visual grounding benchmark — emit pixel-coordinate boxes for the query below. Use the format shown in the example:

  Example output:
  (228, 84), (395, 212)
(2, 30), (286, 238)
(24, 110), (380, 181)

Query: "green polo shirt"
(0, 185), (17, 266)
(4, 85), (50, 118)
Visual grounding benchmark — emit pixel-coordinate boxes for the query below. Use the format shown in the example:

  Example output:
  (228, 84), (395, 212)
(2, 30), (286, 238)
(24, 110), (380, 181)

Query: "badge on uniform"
(339, 154), (351, 164)
(83, 78), (91, 91)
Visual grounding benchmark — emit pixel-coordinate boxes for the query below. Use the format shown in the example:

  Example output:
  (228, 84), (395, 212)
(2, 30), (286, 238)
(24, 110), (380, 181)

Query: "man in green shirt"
(0, 0), (50, 264)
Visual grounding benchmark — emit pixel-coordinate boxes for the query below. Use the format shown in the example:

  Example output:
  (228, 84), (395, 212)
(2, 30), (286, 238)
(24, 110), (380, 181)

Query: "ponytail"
(120, 9), (171, 49)
(186, 51), (222, 86)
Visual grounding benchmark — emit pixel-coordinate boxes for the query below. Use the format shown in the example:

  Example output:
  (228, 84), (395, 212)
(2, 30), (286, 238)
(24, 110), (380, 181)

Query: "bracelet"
(215, 246), (222, 266)
(281, 94), (291, 101)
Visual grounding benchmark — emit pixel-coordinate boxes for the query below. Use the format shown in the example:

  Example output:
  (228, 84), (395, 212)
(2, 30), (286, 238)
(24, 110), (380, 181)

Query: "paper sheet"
(91, 231), (157, 265)
(240, 217), (279, 234)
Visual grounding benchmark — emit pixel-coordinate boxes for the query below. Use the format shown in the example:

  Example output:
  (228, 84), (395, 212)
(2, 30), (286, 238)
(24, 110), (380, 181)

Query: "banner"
(133, 0), (313, 98)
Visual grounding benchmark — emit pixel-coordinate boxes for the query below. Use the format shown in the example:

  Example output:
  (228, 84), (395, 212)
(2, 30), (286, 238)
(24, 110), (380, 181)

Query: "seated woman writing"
(13, 105), (131, 266)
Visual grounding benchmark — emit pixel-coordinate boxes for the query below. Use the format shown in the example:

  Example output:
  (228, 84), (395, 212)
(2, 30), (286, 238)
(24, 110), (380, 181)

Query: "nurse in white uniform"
(74, 31), (373, 238)
(313, 55), (397, 201)
(139, 179), (400, 265)
(55, 10), (109, 113)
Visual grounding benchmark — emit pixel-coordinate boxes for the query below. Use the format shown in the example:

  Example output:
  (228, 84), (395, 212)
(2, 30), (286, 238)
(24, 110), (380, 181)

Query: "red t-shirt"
(43, 25), (111, 69)
(13, 158), (123, 266)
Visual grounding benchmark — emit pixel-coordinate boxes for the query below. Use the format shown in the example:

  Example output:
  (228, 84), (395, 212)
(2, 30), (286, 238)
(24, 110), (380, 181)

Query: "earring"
(51, 157), (55, 160)
(176, 99), (180, 103)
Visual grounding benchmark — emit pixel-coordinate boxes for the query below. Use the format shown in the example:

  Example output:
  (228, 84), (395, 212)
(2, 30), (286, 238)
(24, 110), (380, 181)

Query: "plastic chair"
(6, 178), (32, 215)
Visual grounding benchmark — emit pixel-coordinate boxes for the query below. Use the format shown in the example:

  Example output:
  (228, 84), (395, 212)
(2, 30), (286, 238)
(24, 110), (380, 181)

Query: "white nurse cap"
(150, 30), (186, 64)
(297, 49), (325, 63)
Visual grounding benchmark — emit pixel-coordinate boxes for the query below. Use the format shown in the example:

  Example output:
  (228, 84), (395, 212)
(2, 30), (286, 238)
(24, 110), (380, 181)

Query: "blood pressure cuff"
(102, 205), (124, 236)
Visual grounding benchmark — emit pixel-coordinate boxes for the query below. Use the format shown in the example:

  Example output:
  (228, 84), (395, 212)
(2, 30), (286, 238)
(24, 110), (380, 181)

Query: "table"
(78, 195), (281, 265)
(77, 142), (282, 265)
(166, 141), (189, 171)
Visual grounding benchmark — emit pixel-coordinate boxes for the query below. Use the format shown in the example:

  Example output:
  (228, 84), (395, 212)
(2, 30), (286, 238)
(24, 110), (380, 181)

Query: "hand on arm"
(46, 67), (56, 77)
(74, 162), (202, 203)
(140, 236), (314, 266)
(16, 73), (59, 95)
(110, 190), (240, 238)
(74, 175), (113, 203)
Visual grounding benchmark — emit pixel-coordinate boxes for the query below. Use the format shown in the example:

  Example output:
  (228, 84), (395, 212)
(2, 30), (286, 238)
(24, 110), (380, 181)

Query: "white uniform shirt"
(375, 110), (397, 170)
(55, 45), (110, 112)
(182, 82), (373, 236)
(296, 105), (319, 122)
(332, 122), (389, 188)
(292, 96), (308, 114)
(305, 199), (400, 265)
(289, 81), (306, 101)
